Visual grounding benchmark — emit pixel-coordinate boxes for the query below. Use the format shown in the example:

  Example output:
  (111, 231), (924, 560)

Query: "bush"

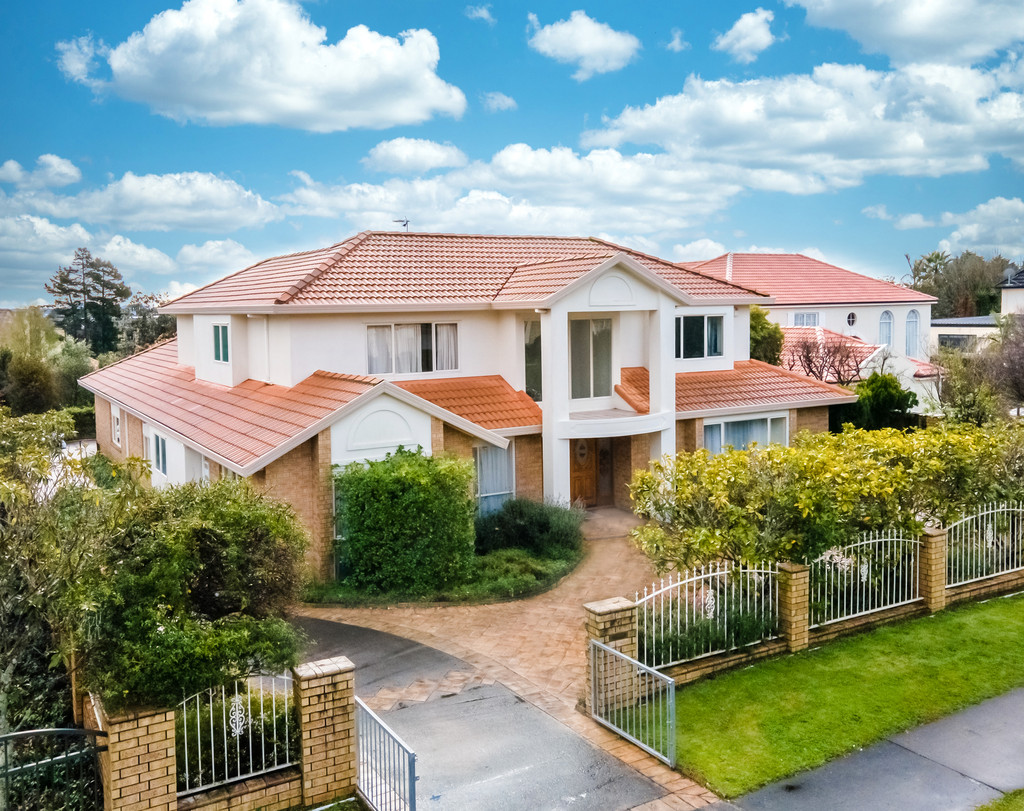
(61, 404), (96, 439)
(474, 498), (585, 559)
(335, 447), (475, 595)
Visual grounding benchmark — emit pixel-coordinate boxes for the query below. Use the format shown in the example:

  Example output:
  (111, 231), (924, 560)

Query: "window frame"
(524, 319), (543, 402)
(366, 321), (459, 375)
(570, 317), (612, 400)
(906, 309), (920, 356)
(153, 434), (167, 476)
(111, 409), (121, 447)
(794, 311), (820, 327)
(879, 310), (894, 347)
(702, 412), (789, 454)
(474, 443), (516, 516)
(675, 314), (725, 360)
(213, 323), (230, 363)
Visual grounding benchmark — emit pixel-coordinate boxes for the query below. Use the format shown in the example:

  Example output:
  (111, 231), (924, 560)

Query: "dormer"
(191, 313), (250, 386)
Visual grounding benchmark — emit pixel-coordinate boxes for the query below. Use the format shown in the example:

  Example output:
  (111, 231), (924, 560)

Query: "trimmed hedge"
(61, 404), (96, 439)
(474, 498), (585, 559)
(335, 447), (476, 595)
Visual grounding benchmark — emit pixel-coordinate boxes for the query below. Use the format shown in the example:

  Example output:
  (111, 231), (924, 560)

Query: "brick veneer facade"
(583, 597), (639, 713)
(87, 656), (357, 811)
(793, 405), (829, 435)
(514, 434), (543, 500)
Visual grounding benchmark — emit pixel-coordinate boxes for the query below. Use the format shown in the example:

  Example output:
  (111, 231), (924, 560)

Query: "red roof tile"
(165, 232), (762, 311)
(395, 376), (542, 430)
(689, 253), (935, 306)
(780, 326), (881, 383)
(616, 361), (855, 416)
(80, 340), (379, 471)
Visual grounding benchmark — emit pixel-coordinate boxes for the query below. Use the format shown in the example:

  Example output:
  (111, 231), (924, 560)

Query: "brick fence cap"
(777, 560), (810, 573)
(294, 656), (354, 679)
(583, 596), (636, 613)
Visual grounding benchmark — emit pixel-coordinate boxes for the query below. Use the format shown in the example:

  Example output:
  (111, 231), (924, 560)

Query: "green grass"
(302, 547), (581, 605)
(977, 790), (1024, 811)
(674, 592), (1024, 798)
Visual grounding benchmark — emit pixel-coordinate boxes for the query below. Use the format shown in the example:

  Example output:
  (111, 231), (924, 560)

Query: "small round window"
(847, 312), (857, 326)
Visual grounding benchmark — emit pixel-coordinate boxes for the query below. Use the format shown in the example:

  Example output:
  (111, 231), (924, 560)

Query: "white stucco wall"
(330, 393), (434, 466)
(1003, 288), (1024, 314)
(768, 303), (933, 359)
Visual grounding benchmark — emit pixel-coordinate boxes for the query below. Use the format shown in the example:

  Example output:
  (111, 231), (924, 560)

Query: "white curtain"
(435, 323), (458, 371)
(703, 423), (723, 455)
(394, 324), (421, 373)
(906, 310), (920, 356)
(724, 418), (768, 450)
(476, 445), (513, 515)
(707, 316), (724, 356)
(366, 325), (393, 374)
(879, 311), (894, 347)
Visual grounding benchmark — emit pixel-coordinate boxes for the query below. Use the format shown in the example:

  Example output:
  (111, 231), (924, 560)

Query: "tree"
(116, 292), (177, 356)
(985, 315), (1024, 416)
(50, 338), (94, 407)
(783, 332), (863, 385)
(908, 250), (1007, 318)
(749, 305), (783, 365)
(854, 372), (918, 430)
(0, 307), (61, 361)
(2, 355), (58, 415)
(46, 248), (131, 354)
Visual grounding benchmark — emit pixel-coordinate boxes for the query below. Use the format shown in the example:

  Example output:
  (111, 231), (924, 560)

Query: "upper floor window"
(794, 312), (819, 327)
(367, 323), (458, 375)
(570, 318), (612, 399)
(153, 434), (167, 475)
(906, 310), (920, 356)
(879, 310), (894, 347)
(111, 410), (121, 447)
(524, 320), (542, 402)
(675, 315), (724, 359)
(213, 324), (229, 363)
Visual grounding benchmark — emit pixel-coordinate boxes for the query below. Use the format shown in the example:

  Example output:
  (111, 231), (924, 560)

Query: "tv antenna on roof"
(393, 218), (410, 232)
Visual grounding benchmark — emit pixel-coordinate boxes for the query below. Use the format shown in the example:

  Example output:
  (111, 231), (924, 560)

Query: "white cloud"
(713, 8), (778, 64)
(482, 91), (518, 112)
(0, 155), (81, 189)
(100, 235), (176, 274)
(363, 138), (468, 174)
(527, 11), (641, 81)
(0, 215), (95, 302)
(15, 171), (279, 232)
(164, 280), (200, 300)
(862, 204), (892, 220)
(57, 0), (466, 132)
(666, 29), (690, 53)
(785, 0), (1024, 65)
(585, 61), (1024, 194)
(672, 239), (726, 262)
(938, 196), (1024, 257)
(465, 5), (495, 25)
(176, 239), (258, 274)
(894, 213), (936, 229)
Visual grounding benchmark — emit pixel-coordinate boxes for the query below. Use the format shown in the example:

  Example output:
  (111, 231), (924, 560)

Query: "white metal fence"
(810, 532), (921, 628)
(947, 502), (1024, 587)
(589, 640), (676, 767)
(356, 697), (417, 811)
(636, 563), (778, 669)
(176, 675), (296, 796)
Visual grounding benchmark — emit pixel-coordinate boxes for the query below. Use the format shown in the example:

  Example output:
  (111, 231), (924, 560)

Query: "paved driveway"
(294, 508), (716, 810)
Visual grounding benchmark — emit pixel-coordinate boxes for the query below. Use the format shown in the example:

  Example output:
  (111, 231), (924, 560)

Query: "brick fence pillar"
(295, 656), (357, 807)
(778, 561), (810, 653)
(85, 696), (176, 811)
(583, 596), (638, 712)
(920, 526), (948, 613)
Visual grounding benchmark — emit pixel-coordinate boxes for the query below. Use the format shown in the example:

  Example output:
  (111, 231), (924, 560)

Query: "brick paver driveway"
(293, 508), (718, 810)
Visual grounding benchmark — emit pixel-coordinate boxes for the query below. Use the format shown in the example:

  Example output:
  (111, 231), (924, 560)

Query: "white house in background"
(80, 232), (855, 577)
(928, 263), (1024, 353)
(686, 253), (938, 408)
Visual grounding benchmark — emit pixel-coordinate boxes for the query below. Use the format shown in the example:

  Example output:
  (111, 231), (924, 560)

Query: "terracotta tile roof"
(780, 326), (881, 383)
(493, 254), (615, 302)
(395, 376), (542, 430)
(79, 340), (379, 471)
(164, 232), (761, 311)
(616, 361), (855, 416)
(688, 253), (936, 306)
(910, 357), (939, 379)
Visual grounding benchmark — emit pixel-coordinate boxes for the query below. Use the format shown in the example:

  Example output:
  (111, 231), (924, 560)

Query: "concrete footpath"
(712, 687), (1024, 811)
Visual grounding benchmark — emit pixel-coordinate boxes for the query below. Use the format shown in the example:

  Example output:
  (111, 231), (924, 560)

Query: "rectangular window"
(213, 324), (229, 362)
(794, 312), (819, 327)
(154, 434), (167, 475)
(704, 415), (789, 454)
(475, 444), (515, 516)
(366, 323), (458, 374)
(677, 315), (725, 359)
(201, 457), (210, 482)
(524, 320), (542, 401)
(112, 410), (121, 447)
(570, 318), (612, 399)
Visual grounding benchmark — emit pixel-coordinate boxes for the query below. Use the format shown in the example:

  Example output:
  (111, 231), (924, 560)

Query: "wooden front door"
(569, 438), (598, 507)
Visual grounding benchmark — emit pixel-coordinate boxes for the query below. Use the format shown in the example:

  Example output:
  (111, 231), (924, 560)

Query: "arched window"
(905, 310), (920, 356)
(879, 310), (894, 347)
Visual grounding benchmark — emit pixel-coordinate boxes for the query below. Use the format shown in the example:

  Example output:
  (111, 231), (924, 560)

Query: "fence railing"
(1, 728), (107, 811)
(810, 532), (921, 628)
(176, 674), (297, 796)
(356, 697), (417, 811)
(947, 502), (1024, 587)
(589, 640), (676, 767)
(636, 562), (778, 669)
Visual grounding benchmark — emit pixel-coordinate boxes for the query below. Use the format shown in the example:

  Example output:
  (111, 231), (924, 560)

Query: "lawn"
(674, 591), (1024, 798)
(979, 790), (1024, 811)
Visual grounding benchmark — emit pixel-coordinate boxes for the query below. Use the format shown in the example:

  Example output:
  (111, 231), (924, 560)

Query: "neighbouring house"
(685, 252), (938, 407)
(80, 232), (855, 577)
(928, 263), (1024, 353)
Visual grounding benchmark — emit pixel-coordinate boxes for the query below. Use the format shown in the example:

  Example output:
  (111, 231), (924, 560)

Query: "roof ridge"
(512, 251), (614, 270)
(276, 231), (371, 304)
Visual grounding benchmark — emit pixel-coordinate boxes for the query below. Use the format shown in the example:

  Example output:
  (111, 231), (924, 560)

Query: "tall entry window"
(524, 320), (542, 401)
(570, 318), (612, 399)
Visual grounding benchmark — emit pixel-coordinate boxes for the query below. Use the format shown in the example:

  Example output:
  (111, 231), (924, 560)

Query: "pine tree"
(45, 248), (91, 343)
(45, 248), (132, 354)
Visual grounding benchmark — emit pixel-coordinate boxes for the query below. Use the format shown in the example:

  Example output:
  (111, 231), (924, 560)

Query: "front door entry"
(570, 438), (597, 507)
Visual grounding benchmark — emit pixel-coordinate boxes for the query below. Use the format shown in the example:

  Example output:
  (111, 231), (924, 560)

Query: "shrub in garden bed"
(474, 498), (585, 559)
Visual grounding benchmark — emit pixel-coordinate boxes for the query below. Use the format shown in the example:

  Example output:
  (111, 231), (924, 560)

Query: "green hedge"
(334, 447), (475, 595)
(60, 404), (96, 439)
(474, 498), (585, 559)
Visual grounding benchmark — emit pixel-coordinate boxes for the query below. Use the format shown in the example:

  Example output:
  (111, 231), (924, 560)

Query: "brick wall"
(612, 436), (632, 509)
(178, 771), (301, 811)
(254, 430), (333, 580)
(676, 418), (700, 454)
(514, 435), (543, 500)
(794, 405), (829, 436)
(94, 396), (122, 463)
(295, 657), (357, 806)
(441, 424), (476, 459)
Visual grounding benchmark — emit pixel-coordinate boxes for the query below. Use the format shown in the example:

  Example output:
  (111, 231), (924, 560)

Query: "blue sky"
(2, 0), (1022, 307)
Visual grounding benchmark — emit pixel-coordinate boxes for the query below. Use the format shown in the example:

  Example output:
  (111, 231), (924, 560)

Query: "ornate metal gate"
(0, 728), (107, 811)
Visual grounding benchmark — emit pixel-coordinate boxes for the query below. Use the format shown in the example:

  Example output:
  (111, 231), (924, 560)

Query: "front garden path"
(294, 507), (717, 810)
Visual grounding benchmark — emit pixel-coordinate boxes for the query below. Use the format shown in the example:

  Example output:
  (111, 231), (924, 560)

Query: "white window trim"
(703, 412), (790, 453)
(213, 323), (230, 364)
(111, 410), (121, 447)
(153, 434), (167, 476)
(793, 311), (820, 327)
(569, 316), (614, 401)
(674, 310), (728, 361)
(365, 320), (460, 376)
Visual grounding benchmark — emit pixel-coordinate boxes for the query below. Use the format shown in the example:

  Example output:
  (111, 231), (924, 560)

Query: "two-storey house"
(81, 232), (855, 577)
